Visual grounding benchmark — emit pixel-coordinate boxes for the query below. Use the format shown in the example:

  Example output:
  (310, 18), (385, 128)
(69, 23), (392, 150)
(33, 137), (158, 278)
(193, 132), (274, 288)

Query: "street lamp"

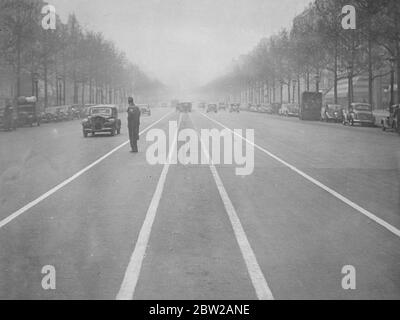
(389, 57), (396, 107)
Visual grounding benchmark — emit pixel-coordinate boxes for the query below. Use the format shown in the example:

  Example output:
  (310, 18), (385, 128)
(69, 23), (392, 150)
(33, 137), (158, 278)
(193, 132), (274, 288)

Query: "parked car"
(207, 103), (218, 113)
(17, 96), (40, 127)
(321, 104), (344, 123)
(82, 105), (122, 137)
(218, 102), (227, 111)
(271, 103), (281, 114)
(198, 102), (206, 109)
(138, 104), (151, 116)
(343, 103), (375, 127)
(279, 104), (299, 117)
(299, 92), (322, 121)
(248, 104), (258, 112)
(230, 103), (240, 113)
(257, 104), (273, 114)
(381, 104), (399, 133)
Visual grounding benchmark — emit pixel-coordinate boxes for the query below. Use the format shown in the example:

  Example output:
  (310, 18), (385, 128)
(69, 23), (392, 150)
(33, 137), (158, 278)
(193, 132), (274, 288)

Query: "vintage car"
(17, 96), (40, 127)
(230, 103), (240, 113)
(138, 104), (151, 116)
(41, 106), (59, 122)
(82, 105), (122, 137)
(207, 103), (218, 113)
(321, 104), (344, 123)
(218, 102), (227, 111)
(381, 104), (399, 133)
(177, 102), (192, 113)
(257, 104), (273, 114)
(248, 104), (258, 112)
(271, 103), (281, 115)
(343, 103), (375, 126)
(279, 103), (299, 117)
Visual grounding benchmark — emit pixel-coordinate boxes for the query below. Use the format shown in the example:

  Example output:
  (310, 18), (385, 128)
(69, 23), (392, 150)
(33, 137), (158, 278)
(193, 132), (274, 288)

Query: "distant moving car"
(343, 103), (375, 127)
(218, 102), (227, 111)
(82, 105), (122, 137)
(207, 103), (218, 113)
(279, 103), (299, 117)
(198, 102), (206, 109)
(230, 103), (240, 113)
(138, 104), (151, 116)
(178, 102), (192, 113)
(321, 104), (343, 123)
(160, 102), (169, 108)
(381, 104), (399, 133)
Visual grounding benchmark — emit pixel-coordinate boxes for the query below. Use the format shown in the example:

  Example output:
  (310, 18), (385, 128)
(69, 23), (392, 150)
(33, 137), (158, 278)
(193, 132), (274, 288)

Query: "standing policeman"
(127, 97), (141, 153)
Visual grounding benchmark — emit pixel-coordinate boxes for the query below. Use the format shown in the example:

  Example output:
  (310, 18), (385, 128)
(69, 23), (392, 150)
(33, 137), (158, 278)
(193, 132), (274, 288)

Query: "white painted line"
(201, 113), (400, 238)
(193, 118), (274, 300)
(116, 114), (182, 300)
(0, 111), (174, 230)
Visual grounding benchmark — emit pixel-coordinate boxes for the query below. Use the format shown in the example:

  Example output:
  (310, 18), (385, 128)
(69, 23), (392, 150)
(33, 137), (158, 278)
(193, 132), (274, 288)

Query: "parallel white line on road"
(116, 114), (182, 300)
(192, 118), (274, 300)
(0, 111), (174, 230)
(201, 113), (400, 238)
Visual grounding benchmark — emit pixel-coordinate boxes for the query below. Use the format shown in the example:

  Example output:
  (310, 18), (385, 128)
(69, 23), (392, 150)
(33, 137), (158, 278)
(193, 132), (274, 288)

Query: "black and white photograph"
(0, 0), (399, 304)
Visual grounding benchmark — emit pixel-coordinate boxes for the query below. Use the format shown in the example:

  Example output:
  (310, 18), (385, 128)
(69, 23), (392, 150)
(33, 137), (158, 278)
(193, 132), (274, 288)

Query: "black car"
(178, 102), (192, 113)
(207, 104), (218, 113)
(230, 104), (240, 113)
(82, 105), (122, 137)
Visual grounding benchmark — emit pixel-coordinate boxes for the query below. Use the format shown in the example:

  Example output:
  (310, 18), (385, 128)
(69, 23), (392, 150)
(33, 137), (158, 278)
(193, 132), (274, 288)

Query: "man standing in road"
(127, 97), (141, 153)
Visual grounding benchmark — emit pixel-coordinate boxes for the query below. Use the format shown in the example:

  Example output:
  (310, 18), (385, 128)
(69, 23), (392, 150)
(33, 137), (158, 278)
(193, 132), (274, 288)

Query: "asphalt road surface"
(0, 107), (399, 300)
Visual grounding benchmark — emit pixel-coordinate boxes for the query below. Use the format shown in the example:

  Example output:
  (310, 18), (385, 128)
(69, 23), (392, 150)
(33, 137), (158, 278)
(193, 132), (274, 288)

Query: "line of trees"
(203, 0), (400, 109)
(0, 0), (164, 108)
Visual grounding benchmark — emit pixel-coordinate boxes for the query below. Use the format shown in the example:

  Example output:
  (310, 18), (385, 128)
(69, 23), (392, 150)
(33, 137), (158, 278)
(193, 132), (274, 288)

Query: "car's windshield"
(91, 107), (112, 115)
(354, 104), (371, 111)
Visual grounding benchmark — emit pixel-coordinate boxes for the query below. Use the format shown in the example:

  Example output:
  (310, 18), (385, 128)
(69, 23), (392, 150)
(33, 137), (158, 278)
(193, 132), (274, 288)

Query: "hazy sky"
(51, 0), (310, 92)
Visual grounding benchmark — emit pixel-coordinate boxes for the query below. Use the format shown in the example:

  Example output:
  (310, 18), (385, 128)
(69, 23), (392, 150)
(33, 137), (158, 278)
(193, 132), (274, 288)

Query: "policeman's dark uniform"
(127, 103), (141, 152)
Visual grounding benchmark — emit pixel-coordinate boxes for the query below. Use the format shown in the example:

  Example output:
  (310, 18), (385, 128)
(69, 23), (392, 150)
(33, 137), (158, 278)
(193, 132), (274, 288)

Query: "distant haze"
(51, 0), (310, 94)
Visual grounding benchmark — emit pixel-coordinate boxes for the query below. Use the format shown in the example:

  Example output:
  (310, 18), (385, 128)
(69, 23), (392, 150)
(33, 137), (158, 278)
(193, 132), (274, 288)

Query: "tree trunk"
(397, 43), (400, 105)
(368, 36), (374, 108)
(334, 41), (338, 104)
(297, 75), (301, 105)
(44, 56), (48, 109)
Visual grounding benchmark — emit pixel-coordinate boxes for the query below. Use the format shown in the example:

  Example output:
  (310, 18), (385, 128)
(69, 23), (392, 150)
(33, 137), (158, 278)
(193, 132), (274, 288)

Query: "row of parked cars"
(197, 102), (240, 113)
(246, 102), (380, 127)
(40, 105), (86, 123)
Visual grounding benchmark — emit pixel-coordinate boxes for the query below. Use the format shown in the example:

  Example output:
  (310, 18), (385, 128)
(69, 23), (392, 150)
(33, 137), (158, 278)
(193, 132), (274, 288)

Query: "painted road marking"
(0, 111), (174, 230)
(192, 117), (274, 300)
(201, 113), (400, 238)
(116, 114), (182, 300)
